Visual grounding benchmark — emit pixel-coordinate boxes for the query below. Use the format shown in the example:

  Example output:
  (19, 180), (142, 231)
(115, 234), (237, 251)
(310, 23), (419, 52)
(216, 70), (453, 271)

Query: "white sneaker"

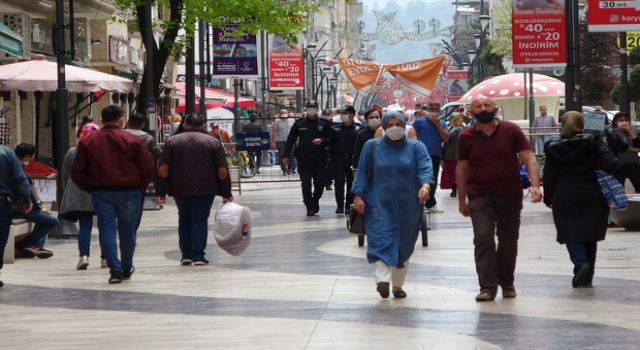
(100, 258), (108, 268)
(76, 255), (89, 270)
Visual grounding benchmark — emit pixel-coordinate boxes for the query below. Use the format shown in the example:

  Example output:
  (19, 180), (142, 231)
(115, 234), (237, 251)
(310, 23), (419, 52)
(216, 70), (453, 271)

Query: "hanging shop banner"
(387, 56), (446, 96)
(511, 0), (566, 68)
(446, 70), (470, 102)
(337, 58), (385, 94)
(588, 0), (640, 32)
(268, 36), (304, 90)
(337, 56), (445, 96)
(212, 25), (261, 78)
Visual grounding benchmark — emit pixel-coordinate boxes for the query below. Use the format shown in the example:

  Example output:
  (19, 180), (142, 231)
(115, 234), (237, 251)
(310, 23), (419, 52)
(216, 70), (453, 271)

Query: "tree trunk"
(135, 0), (184, 114)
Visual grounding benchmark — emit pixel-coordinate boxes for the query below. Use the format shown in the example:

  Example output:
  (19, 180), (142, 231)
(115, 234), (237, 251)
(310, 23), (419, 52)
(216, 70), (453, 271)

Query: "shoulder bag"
(347, 140), (378, 235)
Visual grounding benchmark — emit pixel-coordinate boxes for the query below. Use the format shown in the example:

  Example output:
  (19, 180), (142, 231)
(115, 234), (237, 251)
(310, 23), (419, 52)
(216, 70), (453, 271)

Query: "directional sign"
(235, 132), (271, 151)
(588, 0), (640, 31)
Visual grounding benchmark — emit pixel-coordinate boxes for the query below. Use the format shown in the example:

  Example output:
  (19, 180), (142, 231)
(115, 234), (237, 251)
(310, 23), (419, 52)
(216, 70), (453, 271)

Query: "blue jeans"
(536, 135), (558, 156)
(566, 242), (597, 268)
(174, 195), (214, 261)
(0, 199), (11, 270)
(425, 156), (441, 209)
(91, 190), (142, 273)
(21, 209), (59, 248)
(77, 213), (94, 257)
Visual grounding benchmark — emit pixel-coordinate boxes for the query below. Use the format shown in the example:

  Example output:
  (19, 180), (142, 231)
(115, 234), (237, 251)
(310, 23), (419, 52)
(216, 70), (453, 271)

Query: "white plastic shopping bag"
(214, 201), (251, 256)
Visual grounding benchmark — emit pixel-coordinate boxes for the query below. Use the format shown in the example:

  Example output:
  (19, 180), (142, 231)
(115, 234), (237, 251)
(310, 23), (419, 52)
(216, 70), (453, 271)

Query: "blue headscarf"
(382, 110), (406, 129)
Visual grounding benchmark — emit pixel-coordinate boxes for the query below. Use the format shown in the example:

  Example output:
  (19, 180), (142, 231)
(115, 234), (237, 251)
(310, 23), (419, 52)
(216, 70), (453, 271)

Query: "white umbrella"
(0, 54), (133, 93)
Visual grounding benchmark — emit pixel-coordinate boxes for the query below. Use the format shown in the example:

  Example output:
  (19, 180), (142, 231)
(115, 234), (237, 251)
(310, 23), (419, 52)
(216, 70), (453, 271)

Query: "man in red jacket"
(71, 105), (155, 284)
(156, 114), (233, 266)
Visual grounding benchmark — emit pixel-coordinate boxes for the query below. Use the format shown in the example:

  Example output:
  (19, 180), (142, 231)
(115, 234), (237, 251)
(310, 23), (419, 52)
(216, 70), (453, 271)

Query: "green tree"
(489, 0), (512, 58)
(578, 19), (618, 106)
(114, 0), (317, 113)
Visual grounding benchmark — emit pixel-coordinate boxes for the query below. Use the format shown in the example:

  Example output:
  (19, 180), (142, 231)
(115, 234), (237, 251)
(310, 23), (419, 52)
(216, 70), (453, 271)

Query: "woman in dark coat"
(543, 111), (617, 288)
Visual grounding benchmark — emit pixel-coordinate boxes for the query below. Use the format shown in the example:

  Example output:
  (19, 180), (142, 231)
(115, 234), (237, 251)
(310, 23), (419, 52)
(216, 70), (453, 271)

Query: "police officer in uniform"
(330, 105), (360, 214)
(283, 101), (333, 216)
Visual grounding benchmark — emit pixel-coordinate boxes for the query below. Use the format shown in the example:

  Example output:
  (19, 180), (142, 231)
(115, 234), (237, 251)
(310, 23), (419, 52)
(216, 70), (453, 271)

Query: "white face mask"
(385, 126), (405, 141)
(340, 114), (350, 123)
(368, 117), (381, 129)
(618, 121), (629, 128)
(280, 114), (288, 118)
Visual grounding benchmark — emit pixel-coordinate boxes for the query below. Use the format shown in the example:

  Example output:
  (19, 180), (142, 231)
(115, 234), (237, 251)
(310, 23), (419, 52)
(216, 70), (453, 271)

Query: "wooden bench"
(2, 219), (31, 264)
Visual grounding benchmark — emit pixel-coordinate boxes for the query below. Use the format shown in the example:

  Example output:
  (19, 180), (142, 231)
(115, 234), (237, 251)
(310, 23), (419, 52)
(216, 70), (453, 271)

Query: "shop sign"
(268, 35), (304, 90)
(0, 22), (23, 58)
(212, 25), (261, 78)
(588, 0), (640, 32)
(512, 0), (566, 68)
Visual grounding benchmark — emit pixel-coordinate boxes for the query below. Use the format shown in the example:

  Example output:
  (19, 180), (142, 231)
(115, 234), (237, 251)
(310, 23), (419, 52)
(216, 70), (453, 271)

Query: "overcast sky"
(360, 0), (455, 63)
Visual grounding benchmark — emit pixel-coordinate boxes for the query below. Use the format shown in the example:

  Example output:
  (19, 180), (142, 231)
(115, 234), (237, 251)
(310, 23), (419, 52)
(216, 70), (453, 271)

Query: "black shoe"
(313, 202), (320, 214)
(0, 279), (3, 287)
(108, 271), (123, 284)
(325, 185), (332, 191)
(306, 209), (316, 216)
(450, 190), (457, 197)
(335, 207), (344, 214)
(256, 170), (261, 174)
(572, 264), (590, 288)
(123, 266), (135, 280)
(392, 289), (407, 298)
(377, 282), (390, 299)
(193, 259), (209, 266)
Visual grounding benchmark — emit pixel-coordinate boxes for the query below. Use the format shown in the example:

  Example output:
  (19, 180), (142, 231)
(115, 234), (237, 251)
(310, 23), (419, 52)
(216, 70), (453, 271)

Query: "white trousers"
(373, 260), (410, 287)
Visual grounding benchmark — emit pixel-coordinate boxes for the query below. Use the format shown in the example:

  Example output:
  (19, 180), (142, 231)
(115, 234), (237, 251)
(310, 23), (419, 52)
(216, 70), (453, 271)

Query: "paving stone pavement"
(1, 179), (640, 349)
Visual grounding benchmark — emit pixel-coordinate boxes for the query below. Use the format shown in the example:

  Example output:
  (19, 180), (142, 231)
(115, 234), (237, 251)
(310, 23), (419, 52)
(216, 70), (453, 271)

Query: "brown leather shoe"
(475, 289), (496, 302)
(377, 282), (390, 299)
(502, 286), (517, 298)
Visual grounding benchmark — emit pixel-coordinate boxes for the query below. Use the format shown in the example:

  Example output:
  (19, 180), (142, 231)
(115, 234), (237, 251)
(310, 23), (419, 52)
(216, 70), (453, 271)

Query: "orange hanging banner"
(386, 56), (445, 96)
(337, 58), (385, 94)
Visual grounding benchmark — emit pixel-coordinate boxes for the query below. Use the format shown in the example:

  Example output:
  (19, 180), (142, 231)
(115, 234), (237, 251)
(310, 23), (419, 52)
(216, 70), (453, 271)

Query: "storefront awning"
(0, 22), (23, 58)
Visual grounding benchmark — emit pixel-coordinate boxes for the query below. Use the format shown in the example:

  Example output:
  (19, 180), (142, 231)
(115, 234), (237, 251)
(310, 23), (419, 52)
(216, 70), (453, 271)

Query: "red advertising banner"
(268, 36), (303, 90)
(587, 0), (640, 32)
(511, 0), (566, 68)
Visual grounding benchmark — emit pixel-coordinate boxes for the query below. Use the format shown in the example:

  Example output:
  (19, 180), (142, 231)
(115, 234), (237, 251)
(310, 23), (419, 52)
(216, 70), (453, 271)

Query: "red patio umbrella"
(172, 82), (255, 112)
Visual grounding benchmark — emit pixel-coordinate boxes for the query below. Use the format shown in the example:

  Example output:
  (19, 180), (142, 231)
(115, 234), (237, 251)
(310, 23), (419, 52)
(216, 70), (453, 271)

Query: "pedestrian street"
(2, 181), (640, 349)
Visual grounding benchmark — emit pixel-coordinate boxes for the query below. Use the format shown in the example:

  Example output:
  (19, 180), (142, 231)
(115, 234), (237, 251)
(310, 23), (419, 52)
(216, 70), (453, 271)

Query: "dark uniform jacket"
(283, 116), (332, 161)
(352, 127), (376, 169)
(329, 123), (359, 163)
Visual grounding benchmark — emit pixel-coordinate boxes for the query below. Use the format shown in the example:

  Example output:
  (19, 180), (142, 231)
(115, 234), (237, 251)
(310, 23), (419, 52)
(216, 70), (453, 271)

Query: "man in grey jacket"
(125, 112), (162, 159)
(0, 145), (33, 287)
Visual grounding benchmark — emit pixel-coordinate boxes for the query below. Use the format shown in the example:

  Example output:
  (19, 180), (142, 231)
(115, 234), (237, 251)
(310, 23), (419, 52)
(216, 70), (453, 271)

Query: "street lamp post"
(476, 15), (491, 81)
(467, 49), (477, 81)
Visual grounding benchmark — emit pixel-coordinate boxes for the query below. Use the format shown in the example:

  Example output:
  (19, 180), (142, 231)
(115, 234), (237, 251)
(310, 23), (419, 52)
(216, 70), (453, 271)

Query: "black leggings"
(614, 164), (640, 192)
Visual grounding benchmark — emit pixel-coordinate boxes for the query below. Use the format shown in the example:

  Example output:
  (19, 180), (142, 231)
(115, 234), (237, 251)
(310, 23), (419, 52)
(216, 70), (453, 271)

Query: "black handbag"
(347, 205), (365, 235)
(346, 140), (378, 235)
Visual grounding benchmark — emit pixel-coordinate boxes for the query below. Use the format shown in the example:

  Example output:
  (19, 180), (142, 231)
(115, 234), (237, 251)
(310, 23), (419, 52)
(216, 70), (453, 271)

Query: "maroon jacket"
(156, 130), (232, 198)
(71, 125), (155, 191)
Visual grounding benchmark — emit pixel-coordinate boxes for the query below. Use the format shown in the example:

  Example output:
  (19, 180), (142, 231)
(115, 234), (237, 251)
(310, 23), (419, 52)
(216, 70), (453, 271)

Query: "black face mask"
(475, 110), (496, 124)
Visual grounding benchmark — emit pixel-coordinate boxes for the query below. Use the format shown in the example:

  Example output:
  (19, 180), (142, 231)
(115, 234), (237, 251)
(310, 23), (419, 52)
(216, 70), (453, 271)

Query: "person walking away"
(456, 97), (542, 302)
(156, 114), (233, 265)
(241, 113), (265, 174)
(543, 112), (617, 288)
(71, 105), (155, 284)
(60, 124), (103, 269)
(532, 105), (558, 156)
(330, 106), (360, 214)
(440, 113), (464, 197)
(0, 145), (32, 286)
(353, 109), (382, 175)
(352, 110), (433, 299)
(125, 112), (163, 159)
(411, 102), (450, 213)
(272, 109), (295, 175)
(606, 112), (640, 192)
(13, 143), (58, 259)
(282, 100), (333, 216)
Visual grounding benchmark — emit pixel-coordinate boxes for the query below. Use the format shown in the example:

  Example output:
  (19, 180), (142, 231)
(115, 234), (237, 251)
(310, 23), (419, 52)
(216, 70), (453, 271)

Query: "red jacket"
(71, 125), (155, 191)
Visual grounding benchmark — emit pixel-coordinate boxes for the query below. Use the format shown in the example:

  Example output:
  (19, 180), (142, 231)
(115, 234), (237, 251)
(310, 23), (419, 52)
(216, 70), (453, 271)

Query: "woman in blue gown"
(352, 110), (434, 299)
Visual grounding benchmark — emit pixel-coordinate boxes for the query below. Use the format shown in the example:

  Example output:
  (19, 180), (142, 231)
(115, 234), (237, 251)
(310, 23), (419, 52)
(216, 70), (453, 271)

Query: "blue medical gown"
(351, 138), (434, 267)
